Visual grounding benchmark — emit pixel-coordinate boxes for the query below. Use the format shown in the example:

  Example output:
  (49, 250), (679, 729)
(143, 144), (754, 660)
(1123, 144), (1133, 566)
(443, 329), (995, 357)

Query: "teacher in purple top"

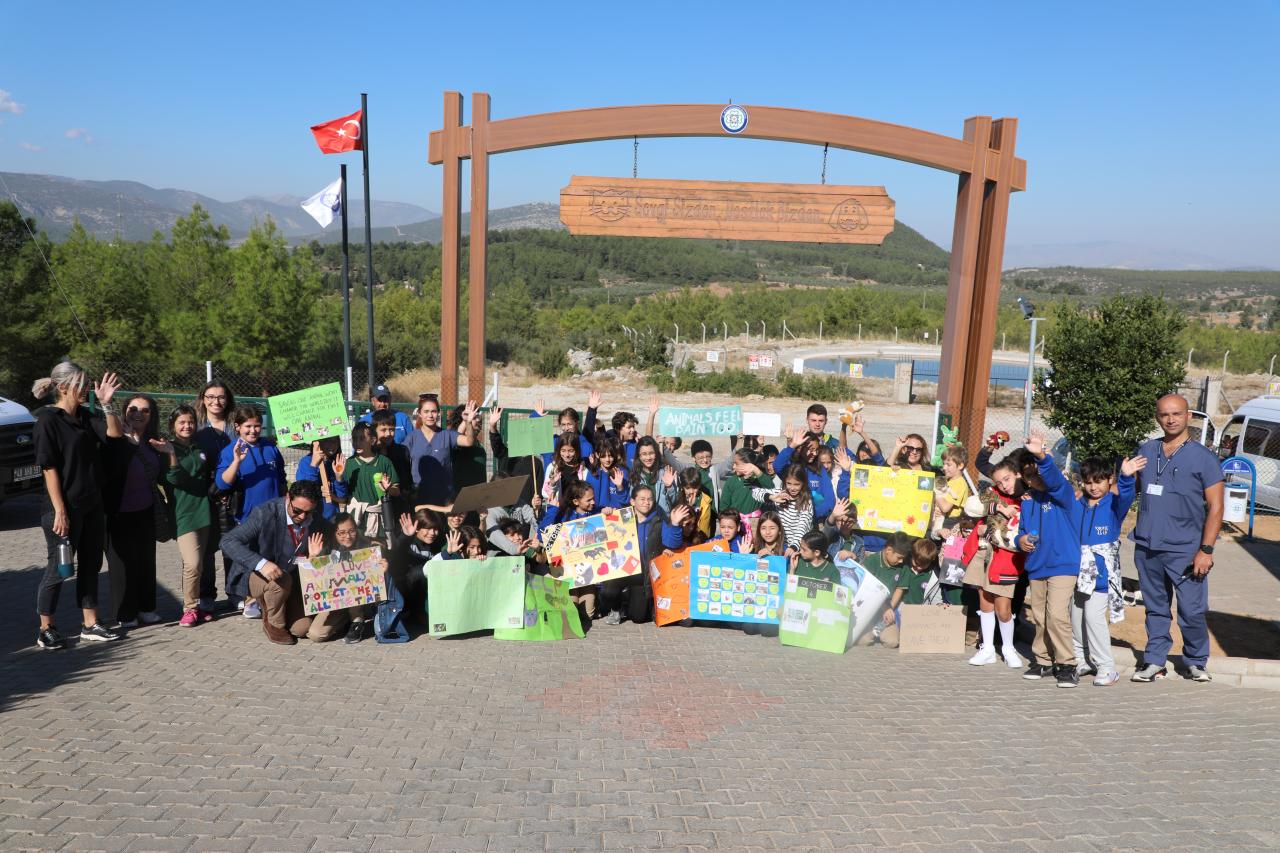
(403, 394), (479, 507)
(1129, 394), (1224, 684)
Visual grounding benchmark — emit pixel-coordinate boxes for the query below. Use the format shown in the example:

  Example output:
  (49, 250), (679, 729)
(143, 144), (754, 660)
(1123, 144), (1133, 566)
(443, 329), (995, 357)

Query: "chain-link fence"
(111, 363), (345, 397)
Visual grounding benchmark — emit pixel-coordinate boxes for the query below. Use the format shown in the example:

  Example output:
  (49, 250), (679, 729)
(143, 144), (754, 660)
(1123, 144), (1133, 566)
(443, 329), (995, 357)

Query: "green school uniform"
(861, 552), (903, 592)
(344, 453), (398, 504)
(718, 473), (773, 513)
(793, 558), (842, 585)
(165, 440), (212, 536)
(896, 566), (934, 605)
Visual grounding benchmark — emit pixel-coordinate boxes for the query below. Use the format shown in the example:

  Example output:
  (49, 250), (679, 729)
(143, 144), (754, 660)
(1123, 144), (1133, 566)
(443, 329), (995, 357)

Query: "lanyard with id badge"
(1146, 441), (1186, 497)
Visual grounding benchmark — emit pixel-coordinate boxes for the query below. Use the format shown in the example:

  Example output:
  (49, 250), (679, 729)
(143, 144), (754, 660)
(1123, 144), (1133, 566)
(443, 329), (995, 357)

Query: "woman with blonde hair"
(31, 361), (125, 649)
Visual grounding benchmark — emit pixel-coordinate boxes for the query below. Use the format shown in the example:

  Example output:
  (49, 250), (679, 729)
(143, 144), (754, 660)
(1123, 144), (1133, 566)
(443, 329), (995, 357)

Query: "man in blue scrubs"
(1130, 394), (1224, 683)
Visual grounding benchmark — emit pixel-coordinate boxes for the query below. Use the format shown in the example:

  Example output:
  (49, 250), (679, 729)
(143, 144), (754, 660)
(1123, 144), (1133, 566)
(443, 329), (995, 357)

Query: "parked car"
(1216, 396), (1280, 511)
(0, 396), (41, 505)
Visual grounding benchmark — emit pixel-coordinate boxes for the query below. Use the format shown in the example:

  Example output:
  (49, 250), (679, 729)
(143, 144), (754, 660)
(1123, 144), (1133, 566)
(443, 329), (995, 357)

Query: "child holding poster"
(343, 423), (400, 541)
(792, 531), (842, 585)
(752, 511), (787, 556)
(710, 509), (745, 553)
(600, 483), (664, 625)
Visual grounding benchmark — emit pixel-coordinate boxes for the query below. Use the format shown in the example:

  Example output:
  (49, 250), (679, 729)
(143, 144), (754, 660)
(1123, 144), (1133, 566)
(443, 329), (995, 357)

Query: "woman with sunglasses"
(891, 433), (934, 473)
(104, 393), (169, 628)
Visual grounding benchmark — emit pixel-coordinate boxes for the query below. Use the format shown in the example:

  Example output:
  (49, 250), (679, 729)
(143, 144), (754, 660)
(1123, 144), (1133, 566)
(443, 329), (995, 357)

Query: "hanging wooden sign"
(560, 176), (894, 244)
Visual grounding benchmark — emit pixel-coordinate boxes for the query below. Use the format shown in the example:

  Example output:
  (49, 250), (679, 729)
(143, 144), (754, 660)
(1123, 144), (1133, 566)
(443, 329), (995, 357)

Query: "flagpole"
(360, 92), (376, 395)
(340, 163), (353, 403)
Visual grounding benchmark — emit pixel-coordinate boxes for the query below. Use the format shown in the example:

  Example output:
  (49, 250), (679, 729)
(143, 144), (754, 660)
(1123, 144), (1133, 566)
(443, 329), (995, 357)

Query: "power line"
(0, 171), (92, 344)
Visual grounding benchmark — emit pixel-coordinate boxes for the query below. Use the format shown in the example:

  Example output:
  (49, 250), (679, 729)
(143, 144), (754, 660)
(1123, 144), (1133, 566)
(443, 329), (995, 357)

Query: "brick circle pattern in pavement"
(1, 502), (1278, 852)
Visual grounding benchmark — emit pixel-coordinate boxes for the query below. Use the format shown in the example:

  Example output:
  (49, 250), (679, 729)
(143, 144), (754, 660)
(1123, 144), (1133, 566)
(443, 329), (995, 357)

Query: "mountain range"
(0, 172), (436, 241)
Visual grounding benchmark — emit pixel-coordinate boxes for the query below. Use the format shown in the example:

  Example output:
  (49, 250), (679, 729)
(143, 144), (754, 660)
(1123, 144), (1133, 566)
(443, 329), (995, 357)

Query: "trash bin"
(1224, 485), (1250, 523)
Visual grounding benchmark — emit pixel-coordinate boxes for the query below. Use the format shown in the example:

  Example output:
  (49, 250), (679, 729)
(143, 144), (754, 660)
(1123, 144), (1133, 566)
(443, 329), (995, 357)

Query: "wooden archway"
(428, 94), (1026, 456)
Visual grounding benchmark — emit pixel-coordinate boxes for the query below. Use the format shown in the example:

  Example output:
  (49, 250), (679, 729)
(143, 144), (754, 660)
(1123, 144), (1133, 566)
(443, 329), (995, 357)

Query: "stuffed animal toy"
(931, 421), (960, 468)
(979, 488), (1020, 551)
(837, 400), (865, 426)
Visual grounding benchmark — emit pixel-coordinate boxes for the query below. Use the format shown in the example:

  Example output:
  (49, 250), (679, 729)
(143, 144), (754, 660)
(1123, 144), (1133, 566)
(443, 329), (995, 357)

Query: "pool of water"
(805, 357), (1032, 389)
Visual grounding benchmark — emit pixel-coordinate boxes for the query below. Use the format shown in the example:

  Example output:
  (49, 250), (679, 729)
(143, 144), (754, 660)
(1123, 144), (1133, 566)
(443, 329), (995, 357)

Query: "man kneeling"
(221, 480), (335, 645)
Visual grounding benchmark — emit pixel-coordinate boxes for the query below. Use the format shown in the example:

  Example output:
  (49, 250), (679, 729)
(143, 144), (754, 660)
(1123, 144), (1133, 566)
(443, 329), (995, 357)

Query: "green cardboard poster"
(427, 557), (526, 636)
(266, 383), (349, 447)
(656, 405), (743, 437)
(494, 574), (584, 642)
(506, 416), (558, 457)
(778, 575), (852, 654)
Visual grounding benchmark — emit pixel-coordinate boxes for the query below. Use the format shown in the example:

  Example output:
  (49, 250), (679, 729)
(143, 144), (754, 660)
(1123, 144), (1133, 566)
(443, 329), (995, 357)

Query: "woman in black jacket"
(104, 394), (168, 628)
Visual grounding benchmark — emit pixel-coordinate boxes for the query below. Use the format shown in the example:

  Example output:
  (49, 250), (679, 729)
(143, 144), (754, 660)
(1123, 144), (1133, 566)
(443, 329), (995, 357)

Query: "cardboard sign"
(742, 411), (782, 436)
(297, 547), (385, 616)
(494, 574), (584, 641)
(267, 382), (348, 447)
(448, 475), (531, 515)
(426, 556), (526, 636)
(650, 542), (718, 626)
(847, 464), (936, 537)
(898, 603), (966, 654)
(506, 416), (557, 457)
(689, 550), (787, 624)
(542, 507), (642, 588)
(560, 177), (896, 245)
(835, 557), (893, 646)
(657, 405), (743, 437)
(778, 575), (852, 654)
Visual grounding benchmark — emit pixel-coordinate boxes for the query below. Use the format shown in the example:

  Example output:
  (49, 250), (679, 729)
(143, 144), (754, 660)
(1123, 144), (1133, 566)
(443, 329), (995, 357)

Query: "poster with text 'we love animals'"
(297, 547), (385, 617)
(542, 507), (642, 589)
(847, 464), (936, 537)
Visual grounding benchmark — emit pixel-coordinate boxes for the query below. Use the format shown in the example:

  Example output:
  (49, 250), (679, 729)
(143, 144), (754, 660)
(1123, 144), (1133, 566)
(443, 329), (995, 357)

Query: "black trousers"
(36, 505), (105, 617)
(600, 575), (653, 624)
(107, 507), (157, 622)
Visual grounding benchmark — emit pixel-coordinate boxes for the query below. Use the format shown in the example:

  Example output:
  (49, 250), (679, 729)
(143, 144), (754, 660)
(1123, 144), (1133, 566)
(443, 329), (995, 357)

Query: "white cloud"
(0, 89), (24, 115)
(19, 142), (42, 152)
(65, 127), (94, 144)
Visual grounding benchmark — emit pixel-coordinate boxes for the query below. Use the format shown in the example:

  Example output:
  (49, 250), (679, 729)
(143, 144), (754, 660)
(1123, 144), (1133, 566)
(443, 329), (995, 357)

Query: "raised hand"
(833, 447), (853, 472)
(587, 389), (602, 410)
(790, 426), (807, 448)
(660, 465), (676, 488)
(149, 438), (174, 455)
(462, 400), (480, 422)
(445, 529), (463, 554)
(310, 441), (325, 467)
(233, 439), (249, 460)
(851, 413), (865, 434)
(1120, 455), (1148, 477)
(648, 395), (659, 417)
(1025, 432), (1047, 459)
(95, 372), (122, 407)
(610, 467), (624, 487)
(830, 497), (850, 520)
(488, 406), (503, 432)
(533, 397), (547, 417)
(307, 532), (325, 558)
(399, 512), (416, 537)
(669, 504), (691, 526)
(769, 490), (793, 506)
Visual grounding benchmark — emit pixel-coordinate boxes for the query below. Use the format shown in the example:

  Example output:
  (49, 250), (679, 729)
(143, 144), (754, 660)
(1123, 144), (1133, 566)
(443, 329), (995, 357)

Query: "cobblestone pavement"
(2, 495), (1279, 852)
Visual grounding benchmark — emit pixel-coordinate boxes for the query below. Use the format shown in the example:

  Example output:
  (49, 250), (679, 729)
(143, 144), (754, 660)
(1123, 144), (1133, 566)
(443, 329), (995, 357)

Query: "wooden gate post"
(467, 93), (490, 403)
(439, 91), (464, 405)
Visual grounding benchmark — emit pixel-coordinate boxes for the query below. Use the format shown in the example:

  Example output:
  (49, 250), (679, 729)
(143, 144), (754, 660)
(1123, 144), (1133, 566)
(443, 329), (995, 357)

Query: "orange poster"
(650, 541), (722, 626)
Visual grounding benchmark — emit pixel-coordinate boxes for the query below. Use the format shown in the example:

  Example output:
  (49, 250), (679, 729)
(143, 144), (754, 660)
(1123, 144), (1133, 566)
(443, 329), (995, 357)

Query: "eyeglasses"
(126, 406), (151, 415)
(203, 394), (227, 402)
(905, 445), (925, 454)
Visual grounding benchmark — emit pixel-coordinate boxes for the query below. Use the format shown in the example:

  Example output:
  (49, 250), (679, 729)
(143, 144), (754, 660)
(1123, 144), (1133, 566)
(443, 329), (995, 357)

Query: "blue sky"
(3, 1), (1278, 265)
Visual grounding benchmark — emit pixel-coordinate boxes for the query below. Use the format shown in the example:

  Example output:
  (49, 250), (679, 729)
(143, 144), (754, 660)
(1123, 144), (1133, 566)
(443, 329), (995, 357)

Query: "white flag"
(301, 177), (343, 229)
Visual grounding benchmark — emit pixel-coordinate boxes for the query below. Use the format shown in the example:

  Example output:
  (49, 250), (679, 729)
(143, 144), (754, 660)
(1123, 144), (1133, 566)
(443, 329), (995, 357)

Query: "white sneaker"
(242, 600), (262, 619)
(968, 646), (998, 666)
(138, 611), (161, 625)
(1002, 649), (1025, 669)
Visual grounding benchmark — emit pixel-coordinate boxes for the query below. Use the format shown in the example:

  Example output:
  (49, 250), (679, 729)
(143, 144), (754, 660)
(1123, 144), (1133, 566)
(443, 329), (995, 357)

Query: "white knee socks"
(998, 617), (1015, 649)
(979, 610), (996, 648)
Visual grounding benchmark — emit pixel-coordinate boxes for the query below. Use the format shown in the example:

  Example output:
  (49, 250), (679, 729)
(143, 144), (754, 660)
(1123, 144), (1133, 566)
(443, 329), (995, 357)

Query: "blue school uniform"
(1018, 455), (1083, 580)
(215, 441), (287, 524)
(773, 446), (835, 519)
(1077, 475), (1136, 592)
(582, 466), (630, 509)
(294, 455), (350, 520)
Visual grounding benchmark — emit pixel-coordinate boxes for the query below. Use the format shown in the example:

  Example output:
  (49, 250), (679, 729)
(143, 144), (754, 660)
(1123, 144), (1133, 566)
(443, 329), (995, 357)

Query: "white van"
(1217, 396), (1280, 510)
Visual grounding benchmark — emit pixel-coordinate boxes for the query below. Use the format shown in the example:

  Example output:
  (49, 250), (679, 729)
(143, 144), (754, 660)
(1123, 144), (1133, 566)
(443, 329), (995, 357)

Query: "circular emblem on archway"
(720, 104), (749, 134)
(830, 198), (870, 232)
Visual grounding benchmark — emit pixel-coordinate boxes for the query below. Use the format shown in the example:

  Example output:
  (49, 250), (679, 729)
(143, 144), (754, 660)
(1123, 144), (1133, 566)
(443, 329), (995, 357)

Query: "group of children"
(194, 382), (1142, 682)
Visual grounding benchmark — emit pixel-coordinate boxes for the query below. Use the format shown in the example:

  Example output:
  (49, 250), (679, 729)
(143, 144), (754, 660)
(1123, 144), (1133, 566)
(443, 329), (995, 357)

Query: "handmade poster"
(426, 556), (525, 636)
(778, 575), (852, 654)
(494, 574), (584, 641)
(656, 405), (743, 437)
(506, 416), (557, 457)
(898, 603), (966, 654)
(650, 542), (717, 626)
(448, 475), (531, 514)
(689, 551), (787, 624)
(835, 557), (893, 646)
(542, 507), (642, 588)
(297, 546), (385, 616)
(267, 382), (348, 447)
(742, 411), (783, 436)
(847, 464), (936, 537)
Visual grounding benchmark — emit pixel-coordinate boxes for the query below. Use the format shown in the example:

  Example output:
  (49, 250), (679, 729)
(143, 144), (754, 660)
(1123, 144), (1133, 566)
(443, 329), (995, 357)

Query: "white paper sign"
(792, 358), (804, 375)
(707, 351), (720, 363)
(742, 411), (783, 436)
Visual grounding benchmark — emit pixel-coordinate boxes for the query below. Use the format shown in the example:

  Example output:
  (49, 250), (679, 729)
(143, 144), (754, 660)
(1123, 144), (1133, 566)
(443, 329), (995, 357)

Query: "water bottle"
(56, 538), (74, 579)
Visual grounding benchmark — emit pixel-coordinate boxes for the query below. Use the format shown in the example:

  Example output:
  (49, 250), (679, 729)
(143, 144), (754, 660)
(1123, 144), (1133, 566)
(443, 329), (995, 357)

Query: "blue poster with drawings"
(690, 551), (788, 624)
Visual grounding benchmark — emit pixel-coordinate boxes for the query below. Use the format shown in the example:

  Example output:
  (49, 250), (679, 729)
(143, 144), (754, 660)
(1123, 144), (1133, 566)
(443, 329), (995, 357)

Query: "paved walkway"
(2, 495), (1279, 852)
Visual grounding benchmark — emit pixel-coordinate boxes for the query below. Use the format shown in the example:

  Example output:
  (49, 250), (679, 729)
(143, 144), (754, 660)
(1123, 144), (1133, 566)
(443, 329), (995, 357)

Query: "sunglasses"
(905, 446), (925, 453)
(126, 406), (152, 415)
(287, 502), (313, 518)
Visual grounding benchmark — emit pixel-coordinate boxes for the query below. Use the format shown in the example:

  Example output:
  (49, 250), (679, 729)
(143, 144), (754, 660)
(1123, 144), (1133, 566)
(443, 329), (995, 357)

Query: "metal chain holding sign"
(821, 143), (829, 185)
(633, 136), (638, 179)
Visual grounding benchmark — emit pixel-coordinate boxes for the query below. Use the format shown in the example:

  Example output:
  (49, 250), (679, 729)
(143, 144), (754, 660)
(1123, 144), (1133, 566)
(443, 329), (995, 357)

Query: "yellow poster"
(542, 507), (643, 588)
(847, 464), (935, 537)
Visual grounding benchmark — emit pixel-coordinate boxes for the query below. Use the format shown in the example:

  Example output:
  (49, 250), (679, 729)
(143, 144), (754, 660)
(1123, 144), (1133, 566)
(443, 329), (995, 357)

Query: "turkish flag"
(310, 109), (363, 154)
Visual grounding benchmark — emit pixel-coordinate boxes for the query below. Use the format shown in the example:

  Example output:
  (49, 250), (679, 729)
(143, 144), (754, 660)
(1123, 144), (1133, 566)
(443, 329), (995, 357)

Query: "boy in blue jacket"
(1016, 433), (1085, 687)
(1072, 455), (1145, 686)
